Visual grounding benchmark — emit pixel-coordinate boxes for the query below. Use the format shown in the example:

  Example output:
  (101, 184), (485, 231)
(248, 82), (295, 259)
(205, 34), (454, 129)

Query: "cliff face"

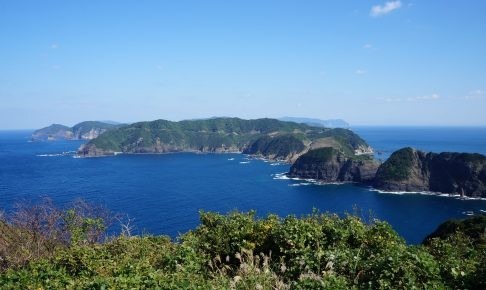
(72, 128), (108, 140)
(287, 147), (380, 183)
(374, 147), (486, 198)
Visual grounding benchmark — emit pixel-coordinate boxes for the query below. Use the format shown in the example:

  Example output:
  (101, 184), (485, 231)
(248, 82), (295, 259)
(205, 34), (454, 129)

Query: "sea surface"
(1, 127), (486, 244)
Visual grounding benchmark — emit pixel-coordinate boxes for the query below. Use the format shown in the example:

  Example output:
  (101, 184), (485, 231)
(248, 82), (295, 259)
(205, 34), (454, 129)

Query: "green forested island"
(77, 118), (372, 162)
(1, 202), (484, 289)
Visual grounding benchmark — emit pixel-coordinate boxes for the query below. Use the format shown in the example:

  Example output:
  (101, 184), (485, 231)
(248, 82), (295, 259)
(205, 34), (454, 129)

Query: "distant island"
(76, 117), (372, 163)
(32, 121), (122, 141)
(278, 117), (350, 128)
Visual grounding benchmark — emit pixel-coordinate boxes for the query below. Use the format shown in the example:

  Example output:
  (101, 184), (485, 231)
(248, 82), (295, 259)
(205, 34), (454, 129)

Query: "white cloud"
(379, 93), (440, 103)
(370, 1), (402, 17)
(413, 93), (440, 101)
(50, 43), (59, 49)
(363, 43), (373, 49)
(462, 89), (484, 100)
(355, 69), (367, 75)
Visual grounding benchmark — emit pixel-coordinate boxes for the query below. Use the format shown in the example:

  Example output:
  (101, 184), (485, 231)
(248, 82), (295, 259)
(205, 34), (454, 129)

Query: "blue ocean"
(1, 127), (485, 244)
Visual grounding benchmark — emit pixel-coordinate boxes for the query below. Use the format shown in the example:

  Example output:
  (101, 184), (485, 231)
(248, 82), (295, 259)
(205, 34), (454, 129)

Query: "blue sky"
(1, 1), (485, 129)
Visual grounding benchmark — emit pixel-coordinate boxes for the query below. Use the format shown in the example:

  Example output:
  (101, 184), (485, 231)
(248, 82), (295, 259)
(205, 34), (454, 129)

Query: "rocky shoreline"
(287, 146), (486, 198)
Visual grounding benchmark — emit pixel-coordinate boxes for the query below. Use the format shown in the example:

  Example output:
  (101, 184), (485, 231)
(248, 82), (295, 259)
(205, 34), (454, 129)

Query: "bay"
(1, 127), (485, 244)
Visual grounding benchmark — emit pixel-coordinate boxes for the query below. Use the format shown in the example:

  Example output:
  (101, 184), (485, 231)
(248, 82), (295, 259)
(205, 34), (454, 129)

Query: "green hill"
(78, 117), (372, 161)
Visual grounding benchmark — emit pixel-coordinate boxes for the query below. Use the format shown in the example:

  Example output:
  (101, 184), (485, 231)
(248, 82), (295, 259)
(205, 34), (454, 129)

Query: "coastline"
(274, 172), (486, 201)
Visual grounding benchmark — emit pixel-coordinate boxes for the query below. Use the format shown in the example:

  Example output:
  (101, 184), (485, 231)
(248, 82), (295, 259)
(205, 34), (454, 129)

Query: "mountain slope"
(77, 118), (372, 161)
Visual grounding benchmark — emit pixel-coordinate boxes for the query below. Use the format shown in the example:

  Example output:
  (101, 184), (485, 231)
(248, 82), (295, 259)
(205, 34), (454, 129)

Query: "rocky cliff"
(287, 147), (380, 183)
(374, 147), (486, 198)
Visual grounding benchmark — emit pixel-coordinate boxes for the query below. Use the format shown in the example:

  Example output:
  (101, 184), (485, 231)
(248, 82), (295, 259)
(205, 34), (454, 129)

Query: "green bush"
(1, 209), (485, 289)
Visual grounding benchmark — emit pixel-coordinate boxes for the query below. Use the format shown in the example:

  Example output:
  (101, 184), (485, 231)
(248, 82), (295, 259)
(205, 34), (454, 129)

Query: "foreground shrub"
(1, 204), (485, 289)
(0, 199), (112, 271)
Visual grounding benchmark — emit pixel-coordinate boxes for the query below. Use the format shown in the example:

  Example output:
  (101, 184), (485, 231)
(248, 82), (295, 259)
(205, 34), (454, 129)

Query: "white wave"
(227, 158), (235, 161)
(239, 161), (250, 164)
(288, 182), (314, 187)
(37, 151), (77, 157)
(368, 188), (486, 200)
(462, 211), (475, 216)
(273, 172), (290, 180)
(37, 153), (63, 157)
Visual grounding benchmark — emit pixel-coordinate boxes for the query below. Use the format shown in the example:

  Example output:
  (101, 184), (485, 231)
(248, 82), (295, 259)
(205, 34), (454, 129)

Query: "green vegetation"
(1, 201), (484, 289)
(375, 147), (415, 181)
(243, 135), (306, 159)
(83, 118), (369, 158)
(423, 215), (486, 243)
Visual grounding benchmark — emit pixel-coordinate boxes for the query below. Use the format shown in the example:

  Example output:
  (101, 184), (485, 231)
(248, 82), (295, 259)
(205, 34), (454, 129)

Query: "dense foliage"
(1, 203), (484, 289)
(423, 215), (486, 243)
(375, 147), (415, 181)
(243, 135), (306, 159)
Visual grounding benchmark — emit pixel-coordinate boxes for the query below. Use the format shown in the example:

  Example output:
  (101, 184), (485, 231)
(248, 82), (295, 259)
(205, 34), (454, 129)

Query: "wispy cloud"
(462, 89), (484, 100)
(50, 43), (59, 49)
(370, 1), (402, 17)
(410, 93), (440, 101)
(363, 43), (373, 49)
(379, 93), (440, 103)
(355, 69), (367, 75)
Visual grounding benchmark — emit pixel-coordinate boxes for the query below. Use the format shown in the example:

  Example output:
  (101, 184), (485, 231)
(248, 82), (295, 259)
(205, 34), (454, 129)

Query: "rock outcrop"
(374, 147), (486, 198)
(287, 147), (380, 183)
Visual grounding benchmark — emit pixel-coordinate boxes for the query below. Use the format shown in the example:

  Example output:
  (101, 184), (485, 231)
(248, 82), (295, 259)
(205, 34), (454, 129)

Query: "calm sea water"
(1, 127), (485, 244)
